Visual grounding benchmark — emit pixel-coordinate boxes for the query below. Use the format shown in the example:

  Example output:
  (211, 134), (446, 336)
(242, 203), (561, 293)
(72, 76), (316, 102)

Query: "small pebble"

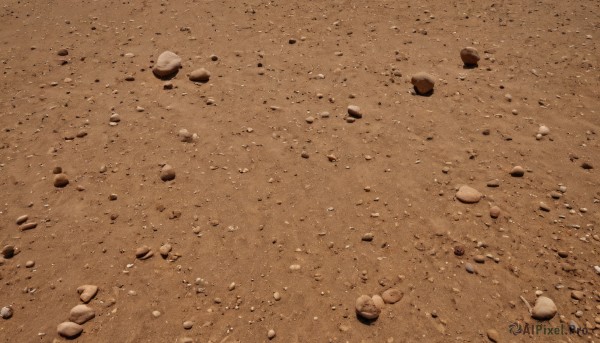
(25, 260), (35, 268)
(15, 215), (28, 225)
(474, 255), (485, 263)
(267, 329), (276, 339)
(571, 290), (584, 300)
(273, 292), (281, 301)
(489, 206), (501, 219)
(460, 47), (480, 66)
(159, 244), (172, 258)
(347, 105), (363, 119)
(77, 285), (98, 303)
(539, 202), (551, 212)
(189, 68), (211, 82)
(57, 322), (83, 339)
(538, 125), (550, 136)
(355, 295), (381, 320)
(183, 321), (193, 330)
(69, 304), (95, 324)
(160, 164), (176, 181)
(531, 296), (557, 320)
(152, 310), (161, 318)
(465, 263), (475, 274)
(509, 166), (525, 177)
(1, 306), (13, 319)
(411, 72), (435, 95)
(381, 288), (403, 304)
(1, 245), (15, 259)
(153, 51), (182, 78)
(456, 185), (482, 204)
(53, 174), (69, 187)
(486, 329), (500, 342)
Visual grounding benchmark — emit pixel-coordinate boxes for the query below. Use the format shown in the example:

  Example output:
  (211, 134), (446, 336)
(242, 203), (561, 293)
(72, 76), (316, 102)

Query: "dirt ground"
(1, 0), (599, 342)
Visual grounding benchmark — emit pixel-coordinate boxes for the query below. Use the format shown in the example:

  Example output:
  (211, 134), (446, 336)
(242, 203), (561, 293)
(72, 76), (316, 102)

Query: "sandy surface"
(1, 0), (599, 342)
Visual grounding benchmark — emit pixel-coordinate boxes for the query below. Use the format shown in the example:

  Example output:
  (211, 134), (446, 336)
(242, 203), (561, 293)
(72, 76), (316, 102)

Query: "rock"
(489, 206), (501, 218)
(53, 174), (69, 187)
(57, 322), (83, 338)
(571, 291), (584, 300)
(160, 164), (176, 181)
(305, 116), (315, 123)
(15, 215), (28, 225)
(19, 222), (37, 231)
(454, 245), (465, 256)
(109, 113), (121, 123)
(189, 68), (211, 82)
(135, 246), (153, 260)
(456, 185), (482, 204)
(487, 179), (500, 187)
(301, 151), (309, 159)
(273, 292), (281, 301)
(460, 47), (480, 66)
(465, 263), (475, 274)
(152, 310), (161, 318)
(25, 260), (35, 268)
(361, 233), (374, 242)
(539, 202), (551, 212)
(486, 329), (500, 342)
(69, 305), (95, 324)
(474, 255), (486, 263)
(411, 72), (435, 95)
(509, 166), (525, 177)
(153, 51), (182, 78)
(77, 285), (98, 303)
(1, 245), (15, 258)
(183, 321), (193, 330)
(538, 125), (550, 136)
(355, 295), (381, 320)
(347, 105), (363, 119)
(267, 329), (276, 339)
(531, 296), (557, 320)
(179, 129), (193, 142)
(581, 162), (594, 170)
(1, 306), (13, 319)
(159, 244), (172, 258)
(210, 54), (218, 61)
(372, 295), (385, 309)
(557, 251), (569, 258)
(381, 288), (403, 304)
(57, 48), (69, 56)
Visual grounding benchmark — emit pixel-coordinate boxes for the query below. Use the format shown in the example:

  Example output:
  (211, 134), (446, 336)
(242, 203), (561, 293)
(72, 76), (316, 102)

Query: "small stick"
(520, 295), (533, 315)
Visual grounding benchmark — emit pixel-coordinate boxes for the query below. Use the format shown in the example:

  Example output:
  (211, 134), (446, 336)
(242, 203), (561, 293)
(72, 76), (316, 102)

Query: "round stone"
(152, 310), (161, 318)
(1, 245), (15, 259)
(183, 321), (194, 330)
(460, 47), (480, 66)
(1, 306), (13, 319)
(510, 166), (525, 177)
(355, 295), (381, 320)
(411, 72), (435, 95)
(135, 246), (150, 258)
(456, 185), (482, 204)
(531, 296), (557, 320)
(381, 288), (403, 304)
(53, 173), (69, 187)
(159, 244), (172, 258)
(160, 164), (176, 181)
(474, 255), (486, 263)
(152, 51), (182, 78)
(25, 260), (35, 268)
(538, 125), (550, 136)
(189, 68), (211, 82)
(267, 329), (276, 339)
(347, 105), (363, 119)
(57, 322), (83, 338)
(489, 206), (501, 219)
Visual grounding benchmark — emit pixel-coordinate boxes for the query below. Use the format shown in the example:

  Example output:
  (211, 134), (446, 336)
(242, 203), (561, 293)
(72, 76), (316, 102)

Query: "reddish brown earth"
(1, 0), (599, 342)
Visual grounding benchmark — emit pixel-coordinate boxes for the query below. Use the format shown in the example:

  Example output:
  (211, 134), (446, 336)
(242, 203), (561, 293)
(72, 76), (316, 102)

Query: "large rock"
(152, 51), (181, 78)
(456, 185), (482, 204)
(411, 72), (435, 95)
(531, 296), (557, 320)
(77, 285), (98, 303)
